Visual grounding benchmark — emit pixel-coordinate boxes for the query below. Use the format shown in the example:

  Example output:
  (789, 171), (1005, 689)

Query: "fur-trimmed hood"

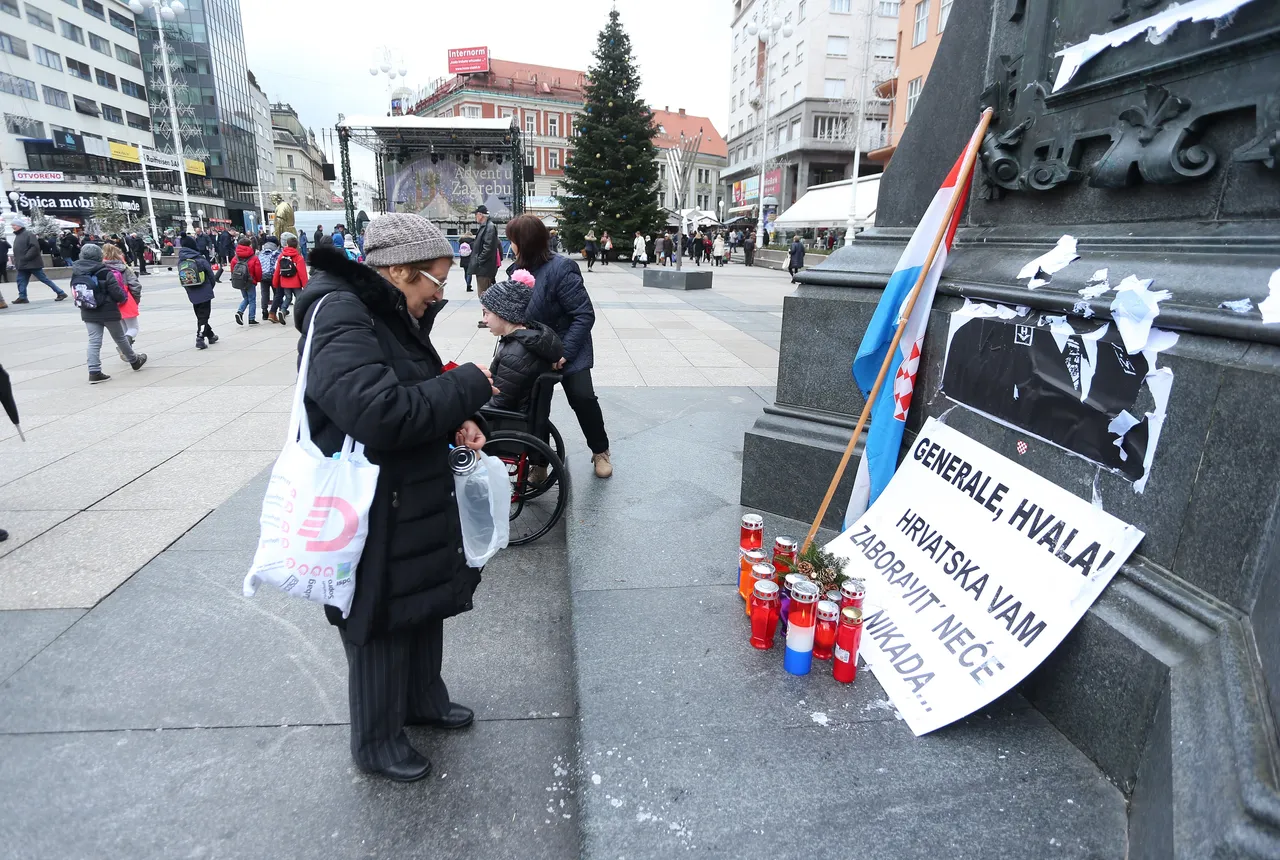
(294, 244), (447, 333)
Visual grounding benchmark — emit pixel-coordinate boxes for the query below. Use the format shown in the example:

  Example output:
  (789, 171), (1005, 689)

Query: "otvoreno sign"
(448, 46), (490, 75)
(825, 417), (1144, 736)
(12, 170), (64, 182)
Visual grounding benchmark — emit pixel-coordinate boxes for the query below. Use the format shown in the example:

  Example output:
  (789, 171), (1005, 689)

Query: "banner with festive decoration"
(384, 155), (514, 222)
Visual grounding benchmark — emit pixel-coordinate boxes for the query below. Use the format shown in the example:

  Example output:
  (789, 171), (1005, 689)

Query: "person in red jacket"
(231, 235), (264, 325)
(269, 232), (309, 325)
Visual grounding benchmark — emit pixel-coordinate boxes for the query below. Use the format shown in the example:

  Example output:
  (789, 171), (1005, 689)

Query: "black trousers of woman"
(562, 368), (609, 454)
(341, 619), (450, 770)
(193, 300), (215, 340)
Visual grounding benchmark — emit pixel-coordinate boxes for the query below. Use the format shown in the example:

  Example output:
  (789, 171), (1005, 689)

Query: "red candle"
(740, 514), (764, 552)
(813, 600), (840, 660)
(738, 549), (768, 604)
(771, 536), (798, 576)
(840, 577), (866, 612)
(746, 563), (776, 616)
(749, 580), (780, 649)
(833, 607), (863, 684)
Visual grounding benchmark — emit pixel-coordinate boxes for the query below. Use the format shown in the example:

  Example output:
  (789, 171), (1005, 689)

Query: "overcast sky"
(241, 0), (733, 185)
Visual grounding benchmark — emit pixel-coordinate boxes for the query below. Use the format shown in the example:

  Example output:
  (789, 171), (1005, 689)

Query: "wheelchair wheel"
(482, 430), (569, 546)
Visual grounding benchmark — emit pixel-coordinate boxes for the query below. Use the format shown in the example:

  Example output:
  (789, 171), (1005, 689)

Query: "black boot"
(204, 324), (219, 345)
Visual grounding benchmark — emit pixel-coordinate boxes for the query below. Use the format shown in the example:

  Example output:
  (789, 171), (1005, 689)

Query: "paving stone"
(0, 608), (83, 680)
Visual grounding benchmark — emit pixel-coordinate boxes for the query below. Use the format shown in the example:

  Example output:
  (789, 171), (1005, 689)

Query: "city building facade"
(651, 107), (727, 217)
(135, 0), (259, 226)
(0, 0), (219, 230)
(246, 66), (272, 221)
(270, 101), (327, 211)
(867, 0), (951, 165)
(722, 0), (898, 222)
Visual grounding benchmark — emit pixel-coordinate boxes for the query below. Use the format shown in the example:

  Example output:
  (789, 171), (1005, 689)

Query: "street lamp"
(127, 0), (195, 234)
(747, 6), (792, 250)
(369, 46), (407, 111)
(7, 191), (19, 214)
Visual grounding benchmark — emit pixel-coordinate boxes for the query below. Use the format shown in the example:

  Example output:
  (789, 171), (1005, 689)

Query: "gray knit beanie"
(479, 278), (533, 324)
(363, 213), (453, 266)
(79, 243), (103, 262)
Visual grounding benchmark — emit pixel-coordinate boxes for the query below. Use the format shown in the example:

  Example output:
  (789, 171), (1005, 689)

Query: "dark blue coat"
(178, 245), (217, 304)
(513, 255), (595, 376)
(789, 240), (806, 268)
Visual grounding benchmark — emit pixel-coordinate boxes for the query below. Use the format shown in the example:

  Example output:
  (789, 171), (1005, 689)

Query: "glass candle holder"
(747, 562), (776, 616)
(783, 580), (821, 676)
(833, 606), (864, 684)
(749, 580), (780, 649)
(740, 514), (764, 552)
(738, 549), (768, 604)
(813, 600), (840, 660)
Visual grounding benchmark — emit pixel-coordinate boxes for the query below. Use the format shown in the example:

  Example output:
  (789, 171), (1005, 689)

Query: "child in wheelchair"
(480, 273), (564, 415)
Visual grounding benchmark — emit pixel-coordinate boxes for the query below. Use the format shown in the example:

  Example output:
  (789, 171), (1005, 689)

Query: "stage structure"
(335, 115), (527, 235)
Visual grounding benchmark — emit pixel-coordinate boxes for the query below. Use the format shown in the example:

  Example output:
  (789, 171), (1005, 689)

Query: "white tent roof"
(337, 115), (514, 132)
(773, 175), (880, 230)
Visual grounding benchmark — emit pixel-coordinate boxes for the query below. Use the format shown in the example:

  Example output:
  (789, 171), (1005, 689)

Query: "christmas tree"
(558, 9), (663, 257)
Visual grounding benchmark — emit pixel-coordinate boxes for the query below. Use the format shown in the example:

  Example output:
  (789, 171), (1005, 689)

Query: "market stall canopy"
(773, 175), (880, 231)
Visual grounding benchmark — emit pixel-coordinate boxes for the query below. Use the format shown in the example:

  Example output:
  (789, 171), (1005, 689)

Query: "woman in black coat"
(292, 214), (497, 783)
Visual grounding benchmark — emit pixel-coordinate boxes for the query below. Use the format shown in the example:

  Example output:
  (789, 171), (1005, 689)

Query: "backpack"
(257, 247), (280, 281)
(230, 257), (251, 290)
(178, 257), (206, 287)
(70, 269), (100, 309)
(277, 253), (297, 280)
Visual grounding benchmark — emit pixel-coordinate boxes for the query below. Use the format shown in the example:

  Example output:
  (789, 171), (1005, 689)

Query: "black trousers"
(260, 282), (275, 315)
(341, 620), (450, 770)
(562, 368), (609, 455)
(193, 300), (212, 336)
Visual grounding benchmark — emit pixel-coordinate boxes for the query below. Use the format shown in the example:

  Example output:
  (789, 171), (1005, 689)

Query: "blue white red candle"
(784, 580), (821, 675)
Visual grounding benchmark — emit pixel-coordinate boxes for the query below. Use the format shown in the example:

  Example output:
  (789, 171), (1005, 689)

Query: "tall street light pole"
(128, 0), (194, 235)
(747, 5), (792, 250)
(845, 0), (877, 245)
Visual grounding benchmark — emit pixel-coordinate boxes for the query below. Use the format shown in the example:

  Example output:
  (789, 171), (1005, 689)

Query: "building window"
(525, 114), (536, 135)
(95, 68), (115, 89)
(42, 84), (69, 108)
(739, 87), (745, 106)
(72, 93), (97, 114)
(782, 52), (790, 75)
(68, 57), (91, 79)
(548, 115), (558, 136)
(875, 38), (896, 60)
(119, 77), (143, 98)
(289, 177), (297, 191)
(498, 107), (513, 118)
(286, 153), (294, 168)
(769, 61), (776, 85)
(548, 149), (559, 170)
(731, 94), (736, 111)
(913, 0), (930, 46)
(830, 0), (851, 12)
(906, 75), (923, 119)
(0, 0), (17, 16)
(823, 78), (846, 98)
(82, 0), (104, 19)
(878, 0), (900, 14)
(798, 0), (805, 19)
(114, 43), (139, 67)
(58, 18), (81, 42)
(27, 5), (53, 30)
(793, 82), (802, 103)
(938, 0), (951, 31)
(108, 9), (133, 34)
(814, 115), (850, 139)
(460, 104), (480, 118)
(790, 117), (802, 140)
(0, 71), (36, 98)
(827, 35), (849, 56)
(34, 43), (60, 69)
(89, 31), (108, 54)
(0, 30), (25, 57)
(101, 102), (121, 122)
(795, 41), (804, 63)
(126, 110), (148, 130)
(5, 112), (43, 136)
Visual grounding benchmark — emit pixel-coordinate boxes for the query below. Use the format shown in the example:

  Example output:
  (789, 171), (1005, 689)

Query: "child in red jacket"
(269, 232), (308, 325)
(231, 235), (263, 325)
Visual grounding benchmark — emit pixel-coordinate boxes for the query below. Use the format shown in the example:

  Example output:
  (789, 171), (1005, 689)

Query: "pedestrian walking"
(193, 227), (213, 261)
(743, 232), (756, 267)
(293, 214), (497, 783)
(178, 234), (220, 349)
(332, 223), (346, 250)
(788, 234), (806, 281)
(631, 231), (648, 268)
(468, 204), (500, 326)
(601, 231), (613, 265)
(662, 233), (674, 266)
(297, 227), (308, 258)
(270, 232), (308, 324)
(0, 233), (9, 289)
(74, 243), (147, 382)
(257, 236), (282, 323)
(101, 244), (142, 344)
(713, 233), (725, 267)
(313, 225), (326, 249)
(583, 229), (598, 272)
(691, 231), (703, 266)
(11, 219), (68, 304)
(506, 214), (614, 479)
(127, 232), (149, 275)
(59, 231), (80, 264)
(216, 227), (235, 266)
(458, 231), (474, 292)
(231, 235), (263, 326)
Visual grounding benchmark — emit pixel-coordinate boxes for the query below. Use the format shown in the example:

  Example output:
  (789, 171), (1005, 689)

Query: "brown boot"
(592, 451), (613, 479)
(267, 312), (279, 323)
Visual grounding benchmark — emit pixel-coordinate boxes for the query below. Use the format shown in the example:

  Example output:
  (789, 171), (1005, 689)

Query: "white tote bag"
(243, 294), (380, 617)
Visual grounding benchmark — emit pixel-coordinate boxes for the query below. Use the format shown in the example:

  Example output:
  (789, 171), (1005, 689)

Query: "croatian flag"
(844, 139), (978, 528)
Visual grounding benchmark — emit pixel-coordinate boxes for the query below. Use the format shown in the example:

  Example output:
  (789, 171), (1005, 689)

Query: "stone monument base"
(642, 269), (712, 291)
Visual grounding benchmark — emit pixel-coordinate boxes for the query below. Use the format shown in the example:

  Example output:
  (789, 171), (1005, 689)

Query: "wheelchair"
(477, 372), (569, 546)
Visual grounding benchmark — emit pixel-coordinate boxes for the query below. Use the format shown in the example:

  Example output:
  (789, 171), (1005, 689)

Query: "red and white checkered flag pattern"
(892, 339), (923, 420)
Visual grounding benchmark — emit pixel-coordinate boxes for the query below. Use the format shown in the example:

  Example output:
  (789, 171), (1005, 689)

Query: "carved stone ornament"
(1090, 84), (1217, 188)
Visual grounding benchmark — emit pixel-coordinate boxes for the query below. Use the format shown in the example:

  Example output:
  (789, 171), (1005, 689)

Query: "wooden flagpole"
(800, 107), (994, 555)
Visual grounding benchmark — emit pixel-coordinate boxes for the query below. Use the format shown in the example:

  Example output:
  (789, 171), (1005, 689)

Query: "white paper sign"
(825, 417), (1145, 736)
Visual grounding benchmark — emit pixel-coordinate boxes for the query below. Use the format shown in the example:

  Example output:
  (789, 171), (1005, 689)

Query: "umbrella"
(0, 364), (24, 441)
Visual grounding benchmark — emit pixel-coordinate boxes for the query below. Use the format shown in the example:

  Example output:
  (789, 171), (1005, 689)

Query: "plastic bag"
(243, 294), (380, 616)
(453, 451), (510, 568)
